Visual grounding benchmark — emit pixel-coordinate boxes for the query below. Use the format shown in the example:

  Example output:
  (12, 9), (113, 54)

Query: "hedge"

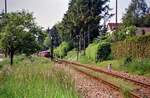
(111, 35), (150, 59)
(54, 42), (72, 58)
(86, 42), (111, 62)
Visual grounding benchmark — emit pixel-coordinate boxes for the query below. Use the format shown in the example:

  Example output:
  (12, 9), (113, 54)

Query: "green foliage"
(112, 30), (127, 41)
(143, 14), (150, 27)
(111, 26), (137, 41)
(120, 85), (131, 98)
(111, 35), (150, 59)
(65, 49), (150, 76)
(121, 58), (150, 76)
(43, 36), (51, 48)
(49, 26), (61, 48)
(86, 41), (111, 62)
(54, 42), (72, 58)
(123, 56), (132, 65)
(122, 0), (150, 27)
(125, 26), (137, 36)
(86, 43), (99, 62)
(65, 50), (93, 64)
(55, 0), (111, 50)
(97, 42), (111, 61)
(0, 10), (43, 57)
(96, 60), (123, 70)
(30, 26), (46, 49)
(0, 56), (79, 98)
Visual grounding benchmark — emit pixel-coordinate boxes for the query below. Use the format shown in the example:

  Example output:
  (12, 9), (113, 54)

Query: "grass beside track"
(65, 50), (150, 77)
(0, 55), (80, 98)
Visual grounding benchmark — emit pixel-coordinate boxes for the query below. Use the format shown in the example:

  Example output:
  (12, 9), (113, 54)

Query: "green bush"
(111, 26), (137, 41)
(54, 42), (72, 58)
(121, 58), (150, 76)
(123, 56), (132, 65)
(86, 42), (111, 62)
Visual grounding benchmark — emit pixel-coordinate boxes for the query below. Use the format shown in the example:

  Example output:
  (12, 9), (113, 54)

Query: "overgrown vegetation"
(86, 41), (111, 62)
(52, 0), (112, 53)
(54, 42), (72, 58)
(121, 58), (150, 76)
(0, 10), (46, 65)
(111, 25), (137, 41)
(65, 50), (150, 76)
(122, 0), (150, 27)
(0, 56), (79, 98)
(60, 0), (150, 77)
(112, 35), (150, 59)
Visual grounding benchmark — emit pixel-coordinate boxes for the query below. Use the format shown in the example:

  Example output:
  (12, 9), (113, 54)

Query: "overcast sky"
(0, 0), (150, 29)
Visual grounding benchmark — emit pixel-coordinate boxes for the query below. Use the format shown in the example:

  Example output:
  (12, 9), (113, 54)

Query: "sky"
(0, 0), (150, 29)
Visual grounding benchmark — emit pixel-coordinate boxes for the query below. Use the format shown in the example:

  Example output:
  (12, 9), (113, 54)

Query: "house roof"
(107, 23), (122, 31)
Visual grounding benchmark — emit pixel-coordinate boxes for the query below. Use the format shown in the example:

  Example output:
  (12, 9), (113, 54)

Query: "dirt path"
(55, 63), (123, 98)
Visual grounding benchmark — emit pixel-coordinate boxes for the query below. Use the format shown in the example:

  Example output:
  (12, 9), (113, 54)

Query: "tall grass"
(121, 58), (150, 76)
(65, 50), (93, 64)
(65, 50), (150, 76)
(0, 56), (79, 98)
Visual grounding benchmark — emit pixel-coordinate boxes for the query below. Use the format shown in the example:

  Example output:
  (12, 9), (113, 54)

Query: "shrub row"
(85, 41), (111, 62)
(112, 35), (150, 59)
(121, 58), (150, 76)
(54, 42), (72, 58)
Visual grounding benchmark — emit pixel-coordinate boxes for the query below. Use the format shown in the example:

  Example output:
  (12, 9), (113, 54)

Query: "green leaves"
(122, 0), (150, 27)
(56, 0), (110, 49)
(86, 41), (111, 62)
(54, 42), (72, 58)
(0, 10), (43, 57)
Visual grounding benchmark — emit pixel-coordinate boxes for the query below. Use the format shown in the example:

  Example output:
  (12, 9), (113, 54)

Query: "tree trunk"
(83, 32), (86, 55)
(79, 32), (82, 53)
(77, 35), (79, 61)
(88, 26), (90, 45)
(4, 49), (8, 57)
(10, 49), (14, 65)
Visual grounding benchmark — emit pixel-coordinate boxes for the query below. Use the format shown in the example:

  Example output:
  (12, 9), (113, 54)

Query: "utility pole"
(116, 0), (118, 25)
(3, 0), (8, 58)
(5, 0), (7, 14)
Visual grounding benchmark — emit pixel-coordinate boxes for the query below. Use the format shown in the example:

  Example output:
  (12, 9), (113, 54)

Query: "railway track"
(56, 59), (150, 98)
(58, 59), (150, 88)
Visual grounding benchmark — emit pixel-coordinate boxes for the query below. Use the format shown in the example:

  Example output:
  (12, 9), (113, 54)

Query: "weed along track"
(55, 61), (123, 98)
(71, 66), (140, 98)
(56, 59), (150, 98)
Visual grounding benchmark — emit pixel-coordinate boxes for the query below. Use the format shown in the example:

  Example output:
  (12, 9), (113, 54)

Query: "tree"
(56, 0), (111, 55)
(122, 0), (150, 27)
(44, 36), (51, 49)
(49, 26), (61, 48)
(30, 25), (46, 49)
(0, 10), (43, 65)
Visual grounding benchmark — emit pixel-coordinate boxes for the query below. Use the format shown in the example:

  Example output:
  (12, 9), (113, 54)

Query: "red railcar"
(38, 51), (50, 57)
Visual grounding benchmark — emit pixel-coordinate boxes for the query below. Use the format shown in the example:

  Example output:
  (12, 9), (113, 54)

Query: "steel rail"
(57, 60), (140, 98)
(58, 59), (150, 88)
